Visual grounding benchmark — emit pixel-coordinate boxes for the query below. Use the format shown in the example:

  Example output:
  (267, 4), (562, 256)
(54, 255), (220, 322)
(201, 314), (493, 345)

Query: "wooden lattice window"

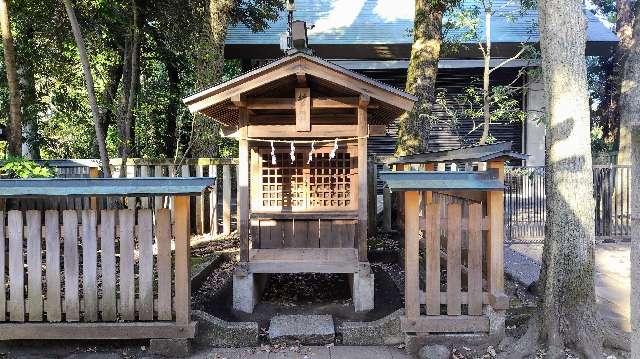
(257, 145), (356, 211)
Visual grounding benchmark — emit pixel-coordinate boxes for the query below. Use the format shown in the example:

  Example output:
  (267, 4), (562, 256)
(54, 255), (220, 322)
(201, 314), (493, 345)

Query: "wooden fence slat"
(45, 210), (62, 322)
(209, 164), (218, 234)
(26, 211), (43, 321)
(154, 165), (164, 210)
(137, 209), (154, 321)
(404, 191), (420, 320)
(174, 196), (190, 325)
(222, 164), (232, 235)
(195, 165), (203, 235)
(0, 211), (5, 321)
(468, 204), (483, 315)
(125, 165), (136, 209)
(446, 204), (462, 316)
(425, 203), (441, 316)
(8, 210), (25, 322)
(140, 165), (149, 209)
(156, 209), (172, 321)
(100, 210), (117, 321)
(63, 210), (80, 322)
(81, 210), (98, 322)
(119, 209), (136, 321)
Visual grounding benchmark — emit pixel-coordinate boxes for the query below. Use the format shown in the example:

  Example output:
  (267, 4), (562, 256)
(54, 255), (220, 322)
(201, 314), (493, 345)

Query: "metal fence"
(505, 165), (631, 243)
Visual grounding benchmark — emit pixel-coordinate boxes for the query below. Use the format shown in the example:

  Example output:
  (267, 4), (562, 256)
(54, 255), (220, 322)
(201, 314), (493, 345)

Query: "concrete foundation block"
(232, 270), (267, 313)
(351, 263), (375, 312)
(269, 314), (335, 345)
(338, 309), (404, 345)
(485, 306), (506, 343)
(149, 338), (190, 357)
(192, 310), (259, 347)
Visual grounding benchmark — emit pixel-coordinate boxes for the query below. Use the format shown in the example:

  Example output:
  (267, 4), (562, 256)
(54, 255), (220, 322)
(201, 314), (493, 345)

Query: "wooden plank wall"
(0, 208), (183, 324)
(251, 219), (356, 249)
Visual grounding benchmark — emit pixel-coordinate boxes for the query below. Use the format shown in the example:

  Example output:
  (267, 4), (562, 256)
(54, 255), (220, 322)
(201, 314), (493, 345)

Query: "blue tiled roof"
(226, 0), (617, 46)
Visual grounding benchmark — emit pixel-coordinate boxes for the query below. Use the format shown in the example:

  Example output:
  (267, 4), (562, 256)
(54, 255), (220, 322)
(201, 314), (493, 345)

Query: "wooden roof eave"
(182, 53), (416, 118)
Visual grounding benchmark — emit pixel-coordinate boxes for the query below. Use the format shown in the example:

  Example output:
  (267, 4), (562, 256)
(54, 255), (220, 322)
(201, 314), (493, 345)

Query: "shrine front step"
(268, 314), (335, 345)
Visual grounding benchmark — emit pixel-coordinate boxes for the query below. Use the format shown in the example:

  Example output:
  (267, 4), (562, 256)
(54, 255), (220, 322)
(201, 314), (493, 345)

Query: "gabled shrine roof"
(183, 52), (417, 127)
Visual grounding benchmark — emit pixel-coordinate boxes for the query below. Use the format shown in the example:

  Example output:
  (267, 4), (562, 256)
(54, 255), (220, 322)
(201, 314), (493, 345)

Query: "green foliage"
(0, 0), (280, 160)
(0, 156), (53, 178)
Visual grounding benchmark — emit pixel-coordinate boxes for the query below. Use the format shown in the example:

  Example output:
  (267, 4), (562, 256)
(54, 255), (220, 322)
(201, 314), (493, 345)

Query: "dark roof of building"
(0, 178), (215, 197)
(225, 0), (617, 58)
(392, 141), (527, 164)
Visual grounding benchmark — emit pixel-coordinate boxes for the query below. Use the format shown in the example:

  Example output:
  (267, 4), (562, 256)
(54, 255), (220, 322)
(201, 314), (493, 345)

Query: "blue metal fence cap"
(0, 177), (216, 198)
(379, 170), (504, 192)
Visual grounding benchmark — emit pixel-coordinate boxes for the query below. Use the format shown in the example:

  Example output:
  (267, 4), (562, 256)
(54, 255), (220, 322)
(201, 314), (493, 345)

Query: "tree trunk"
(618, 2), (640, 355)
(62, 0), (111, 177)
(118, 0), (144, 178)
(0, 0), (22, 157)
(185, 0), (236, 159)
(395, 0), (444, 156)
(163, 58), (179, 157)
(617, 0), (637, 165)
(538, 0), (602, 356)
(479, 9), (492, 145)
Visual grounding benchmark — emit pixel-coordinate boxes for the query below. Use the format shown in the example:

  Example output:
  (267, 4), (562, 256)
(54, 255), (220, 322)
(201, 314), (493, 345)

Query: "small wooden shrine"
(184, 51), (416, 312)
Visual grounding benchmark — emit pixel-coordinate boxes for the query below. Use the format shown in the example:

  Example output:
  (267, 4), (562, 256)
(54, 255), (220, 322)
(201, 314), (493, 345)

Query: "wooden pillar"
(357, 94), (369, 262)
(404, 191), (420, 319)
(487, 160), (505, 298)
(237, 101), (250, 262)
(382, 164), (392, 232)
(367, 156), (377, 235)
(173, 195), (190, 325)
(222, 164), (232, 234)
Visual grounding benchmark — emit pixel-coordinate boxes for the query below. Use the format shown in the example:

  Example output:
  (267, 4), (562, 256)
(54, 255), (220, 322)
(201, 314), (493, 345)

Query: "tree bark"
(62, 0), (111, 177)
(0, 0), (22, 157)
(479, 8), (492, 145)
(163, 58), (179, 157)
(618, 2), (640, 356)
(118, 0), (144, 178)
(538, 0), (602, 356)
(186, 0), (237, 158)
(395, 0), (444, 156)
(617, 0), (637, 165)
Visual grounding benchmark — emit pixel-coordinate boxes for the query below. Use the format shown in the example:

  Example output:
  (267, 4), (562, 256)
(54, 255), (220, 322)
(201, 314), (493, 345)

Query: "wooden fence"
(0, 198), (194, 339)
(505, 165), (631, 243)
(2, 158), (239, 236)
(387, 161), (508, 335)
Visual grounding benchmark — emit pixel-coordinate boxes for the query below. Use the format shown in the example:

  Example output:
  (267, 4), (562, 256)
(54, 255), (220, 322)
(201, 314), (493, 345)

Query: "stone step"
(268, 314), (335, 345)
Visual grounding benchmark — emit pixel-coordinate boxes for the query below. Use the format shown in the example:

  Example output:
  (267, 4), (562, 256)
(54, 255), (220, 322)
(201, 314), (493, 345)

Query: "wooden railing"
(2, 158), (239, 236)
(0, 198), (194, 339)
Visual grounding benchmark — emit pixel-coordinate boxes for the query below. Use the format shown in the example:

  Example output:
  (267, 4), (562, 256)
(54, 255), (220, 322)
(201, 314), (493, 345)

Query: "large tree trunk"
(619, 2), (640, 355)
(0, 0), (22, 157)
(62, 0), (111, 177)
(118, 0), (144, 178)
(617, 0), (637, 165)
(538, 0), (602, 356)
(186, 0), (237, 158)
(395, 0), (444, 156)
